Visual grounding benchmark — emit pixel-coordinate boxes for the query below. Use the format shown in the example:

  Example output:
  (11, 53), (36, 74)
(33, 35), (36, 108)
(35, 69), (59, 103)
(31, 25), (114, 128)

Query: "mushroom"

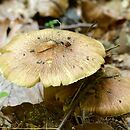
(43, 81), (80, 109)
(0, 29), (105, 87)
(44, 82), (79, 104)
(74, 123), (113, 130)
(80, 66), (130, 116)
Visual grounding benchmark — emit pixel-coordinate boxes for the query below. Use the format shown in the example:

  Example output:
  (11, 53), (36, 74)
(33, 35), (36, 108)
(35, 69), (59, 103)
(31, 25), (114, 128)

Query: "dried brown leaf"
(36, 0), (69, 17)
(81, 0), (126, 28)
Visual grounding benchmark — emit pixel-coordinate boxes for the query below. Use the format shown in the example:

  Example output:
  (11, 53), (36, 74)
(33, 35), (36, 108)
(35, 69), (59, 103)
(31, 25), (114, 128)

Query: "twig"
(106, 44), (120, 53)
(57, 106), (73, 130)
(115, 65), (130, 70)
(86, 22), (97, 33)
(57, 23), (97, 30)
(39, 23), (97, 30)
(0, 112), (12, 124)
(57, 79), (90, 130)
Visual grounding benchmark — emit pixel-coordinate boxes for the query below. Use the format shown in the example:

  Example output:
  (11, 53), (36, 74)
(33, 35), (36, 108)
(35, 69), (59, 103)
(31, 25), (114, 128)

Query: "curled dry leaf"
(0, 0), (38, 21)
(0, 0), (26, 21)
(7, 19), (39, 41)
(0, 29), (105, 87)
(0, 74), (43, 108)
(0, 0), (68, 19)
(81, 0), (126, 28)
(80, 66), (130, 116)
(0, 0), (39, 47)
(36, 0), (69, 17)
(0, 18), (39, 47)
(5, 19), (24, 44)
(0, 19), (10, 47)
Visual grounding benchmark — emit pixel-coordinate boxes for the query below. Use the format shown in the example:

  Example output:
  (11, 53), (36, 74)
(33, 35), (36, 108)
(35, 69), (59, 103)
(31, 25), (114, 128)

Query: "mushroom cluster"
(1, 28), (130, 122)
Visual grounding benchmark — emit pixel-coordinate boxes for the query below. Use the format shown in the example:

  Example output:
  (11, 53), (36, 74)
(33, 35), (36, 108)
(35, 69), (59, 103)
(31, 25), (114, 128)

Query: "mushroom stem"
(57, 79), (91, 130)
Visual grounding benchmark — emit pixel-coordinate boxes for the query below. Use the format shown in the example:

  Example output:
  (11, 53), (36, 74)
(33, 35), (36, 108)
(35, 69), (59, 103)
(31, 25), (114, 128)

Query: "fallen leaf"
(36, 0), (69, 17)
(0, 19), (10, 47)
(0, 75), (43, 108)
(0, 18), (39, 47)
(0, 0), (26, 21)
(81, 0), (126, 28)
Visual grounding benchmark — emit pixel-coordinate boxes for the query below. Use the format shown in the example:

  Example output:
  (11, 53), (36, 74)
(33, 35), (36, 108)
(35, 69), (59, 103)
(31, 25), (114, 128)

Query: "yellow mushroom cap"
(0, 29), (105, 87)
(80, 67), (130, 116)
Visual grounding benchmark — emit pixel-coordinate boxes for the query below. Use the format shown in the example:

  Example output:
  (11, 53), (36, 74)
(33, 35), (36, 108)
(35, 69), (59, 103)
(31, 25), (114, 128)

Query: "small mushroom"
(80, 66), (130, 116)
(43, 82), (79, 108)
(0, 29), (105, 87)
(74, 123), (113, 130)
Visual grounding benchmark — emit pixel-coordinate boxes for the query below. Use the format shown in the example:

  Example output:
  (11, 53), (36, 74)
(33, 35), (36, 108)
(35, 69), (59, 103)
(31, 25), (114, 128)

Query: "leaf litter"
(0, 0), (130, 129)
